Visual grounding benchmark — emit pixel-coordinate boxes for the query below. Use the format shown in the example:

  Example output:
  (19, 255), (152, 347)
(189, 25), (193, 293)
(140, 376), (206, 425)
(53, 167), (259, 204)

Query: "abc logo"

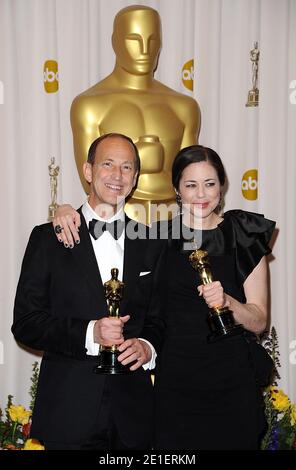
(44, 60), (59, 93)
(182, 59), (194, 91)
(241, 169), (258, 200)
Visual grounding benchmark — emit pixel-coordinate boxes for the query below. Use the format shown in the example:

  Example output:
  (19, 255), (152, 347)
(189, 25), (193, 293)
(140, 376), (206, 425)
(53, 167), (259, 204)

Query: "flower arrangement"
(0, 362), (44, 450)
(261, 327), (296, 450)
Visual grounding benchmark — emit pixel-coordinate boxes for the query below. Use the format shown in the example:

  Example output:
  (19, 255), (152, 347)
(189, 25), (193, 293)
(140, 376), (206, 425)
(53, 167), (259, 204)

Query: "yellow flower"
(290, 404), (296, 426)
(23, 439), (45, 450)
(269, 387), (291, 413)
(8, 405), (31, 425)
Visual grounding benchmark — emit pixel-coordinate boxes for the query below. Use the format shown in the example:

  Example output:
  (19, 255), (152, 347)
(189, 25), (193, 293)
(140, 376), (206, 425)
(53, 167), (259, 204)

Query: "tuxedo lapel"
(69, 212), (145, 314)
(69, 209), (108, 315)
(121, 216), (144, 311)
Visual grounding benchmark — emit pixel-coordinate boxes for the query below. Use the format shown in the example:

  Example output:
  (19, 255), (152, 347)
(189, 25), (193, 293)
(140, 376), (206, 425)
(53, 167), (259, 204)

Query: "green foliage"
(0, 362), (41, 450)
(261, 328), (296, 450)
(29, 361), (39, 411)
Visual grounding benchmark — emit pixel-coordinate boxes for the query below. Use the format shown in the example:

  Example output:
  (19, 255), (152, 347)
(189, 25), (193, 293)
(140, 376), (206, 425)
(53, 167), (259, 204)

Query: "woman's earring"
(175, 192), (183, 214)
(176, 193), (182, 206)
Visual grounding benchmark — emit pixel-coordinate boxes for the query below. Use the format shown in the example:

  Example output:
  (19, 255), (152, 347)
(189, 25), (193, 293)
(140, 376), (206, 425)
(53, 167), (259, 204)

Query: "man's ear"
(132, 171), (139, 187)
(83, 162), (92, 184)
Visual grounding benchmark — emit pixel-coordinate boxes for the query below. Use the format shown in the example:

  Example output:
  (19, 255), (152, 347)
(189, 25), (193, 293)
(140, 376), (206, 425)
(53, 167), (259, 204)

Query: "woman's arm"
(229, 256), (268, 334)
(199, 256), (268, 335)
(53, 204), (81, 247)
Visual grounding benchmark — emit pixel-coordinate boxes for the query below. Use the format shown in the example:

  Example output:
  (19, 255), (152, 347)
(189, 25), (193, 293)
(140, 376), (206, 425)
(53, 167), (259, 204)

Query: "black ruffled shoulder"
(220, 210), (276, 284)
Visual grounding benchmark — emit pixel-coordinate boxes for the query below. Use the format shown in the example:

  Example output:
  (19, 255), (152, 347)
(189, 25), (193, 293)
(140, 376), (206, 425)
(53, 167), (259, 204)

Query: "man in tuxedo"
(12, 133), (166, 450)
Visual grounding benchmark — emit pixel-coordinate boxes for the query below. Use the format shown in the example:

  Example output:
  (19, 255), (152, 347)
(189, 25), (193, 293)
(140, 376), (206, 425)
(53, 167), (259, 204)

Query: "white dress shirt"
(82, 201), (156, 369)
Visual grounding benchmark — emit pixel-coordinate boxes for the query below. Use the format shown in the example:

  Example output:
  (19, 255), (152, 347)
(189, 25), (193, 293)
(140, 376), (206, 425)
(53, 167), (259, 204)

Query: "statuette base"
(93, 349), (132, 375)
(246, 88), (259, 107)
(48, 203), (58, 222)
(207, 309), (244, 343)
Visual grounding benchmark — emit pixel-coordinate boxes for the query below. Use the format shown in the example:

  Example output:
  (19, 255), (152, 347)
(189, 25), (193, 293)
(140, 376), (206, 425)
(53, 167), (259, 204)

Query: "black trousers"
(44, 381), (140, 450)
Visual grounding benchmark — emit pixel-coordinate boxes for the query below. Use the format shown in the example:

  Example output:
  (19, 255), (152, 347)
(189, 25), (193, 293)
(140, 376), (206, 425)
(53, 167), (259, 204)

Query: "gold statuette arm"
(180, 98), (201, 147)
(70, 97), (104, 193)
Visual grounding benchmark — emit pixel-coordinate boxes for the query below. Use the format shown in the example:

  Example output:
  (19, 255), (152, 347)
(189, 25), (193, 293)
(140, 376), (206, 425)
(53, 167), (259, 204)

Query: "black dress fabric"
(154, 210), (275, 450)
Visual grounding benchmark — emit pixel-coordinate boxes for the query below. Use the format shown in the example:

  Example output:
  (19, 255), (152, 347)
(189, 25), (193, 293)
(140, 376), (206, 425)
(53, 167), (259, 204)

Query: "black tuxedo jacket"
(12, 211), (167, 447)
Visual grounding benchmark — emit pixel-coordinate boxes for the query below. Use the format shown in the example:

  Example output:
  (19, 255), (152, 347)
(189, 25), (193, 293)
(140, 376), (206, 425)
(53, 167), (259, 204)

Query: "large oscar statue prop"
(94, 268), (131, 374)
(189, 250), (243, 342)
(70, 5), (200, 224)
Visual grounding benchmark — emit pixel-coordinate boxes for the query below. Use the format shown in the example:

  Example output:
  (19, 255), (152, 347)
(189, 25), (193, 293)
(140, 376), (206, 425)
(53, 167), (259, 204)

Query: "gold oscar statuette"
(94, 268), (131, 374)
(189, 249), (243, 342)
(246, 41), (260, 107)
(48, 157), (59, 221)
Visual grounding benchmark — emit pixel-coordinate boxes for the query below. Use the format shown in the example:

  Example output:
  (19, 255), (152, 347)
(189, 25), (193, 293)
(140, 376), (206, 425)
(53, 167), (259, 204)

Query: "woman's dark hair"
(172, 145), (226, 190)
(87, 133), (141, 173)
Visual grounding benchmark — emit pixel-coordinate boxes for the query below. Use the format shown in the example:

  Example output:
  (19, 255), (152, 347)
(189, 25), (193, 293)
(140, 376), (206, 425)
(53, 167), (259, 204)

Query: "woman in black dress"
(154, 145), (275, 450)
(51, 144), (275, 450)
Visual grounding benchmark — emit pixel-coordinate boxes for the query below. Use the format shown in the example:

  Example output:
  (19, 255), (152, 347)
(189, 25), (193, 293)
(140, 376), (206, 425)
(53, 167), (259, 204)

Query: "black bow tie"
(88, 218), (125, 241)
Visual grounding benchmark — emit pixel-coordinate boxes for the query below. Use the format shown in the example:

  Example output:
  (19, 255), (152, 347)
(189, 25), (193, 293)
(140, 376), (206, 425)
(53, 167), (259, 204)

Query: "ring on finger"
(54, 225), (64, 235)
